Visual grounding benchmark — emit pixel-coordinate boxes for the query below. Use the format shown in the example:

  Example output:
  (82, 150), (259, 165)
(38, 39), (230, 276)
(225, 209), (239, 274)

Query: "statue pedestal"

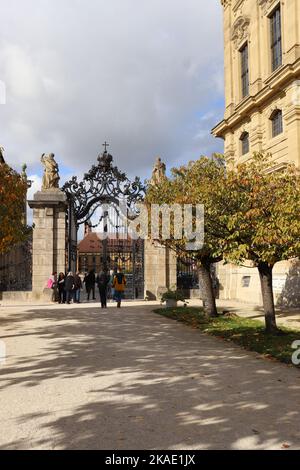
(28, 190), (68, 293)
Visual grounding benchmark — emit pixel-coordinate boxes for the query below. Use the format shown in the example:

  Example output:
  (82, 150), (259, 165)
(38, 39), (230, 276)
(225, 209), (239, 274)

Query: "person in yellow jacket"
(113, 268), (126, 308)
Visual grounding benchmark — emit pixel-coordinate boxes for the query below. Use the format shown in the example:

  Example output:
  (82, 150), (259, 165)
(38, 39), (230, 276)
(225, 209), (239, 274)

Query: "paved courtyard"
(0, 301), (300, 450)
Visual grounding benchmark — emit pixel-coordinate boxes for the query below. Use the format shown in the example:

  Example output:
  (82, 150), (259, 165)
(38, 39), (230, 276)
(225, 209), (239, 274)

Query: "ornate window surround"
(266, 103), (283, 120)
(259, 0), (282, 16)
(269, 108), (284, 138)
(240, 130), (250, 155)
(231, 15), (251, 49)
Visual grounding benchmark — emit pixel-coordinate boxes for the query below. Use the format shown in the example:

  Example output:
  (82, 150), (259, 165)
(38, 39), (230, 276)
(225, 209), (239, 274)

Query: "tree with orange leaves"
(0, 163), (29, 254)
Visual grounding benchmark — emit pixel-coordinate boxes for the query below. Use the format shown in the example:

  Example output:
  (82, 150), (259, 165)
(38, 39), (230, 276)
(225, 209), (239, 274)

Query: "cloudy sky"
(0, 0), (224, 194)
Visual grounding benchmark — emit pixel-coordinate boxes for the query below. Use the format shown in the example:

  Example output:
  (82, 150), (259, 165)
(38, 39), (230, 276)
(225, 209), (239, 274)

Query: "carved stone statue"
(0, 146), (5, 164)
(150, 157), (166, 185)
(41, 153), (60, 190)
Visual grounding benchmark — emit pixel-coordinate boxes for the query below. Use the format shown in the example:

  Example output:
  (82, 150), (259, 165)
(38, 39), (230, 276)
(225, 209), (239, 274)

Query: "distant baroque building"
(77, 223), (145, 299)
(212, 0), (300, 306)
(78, 223), (133, 274)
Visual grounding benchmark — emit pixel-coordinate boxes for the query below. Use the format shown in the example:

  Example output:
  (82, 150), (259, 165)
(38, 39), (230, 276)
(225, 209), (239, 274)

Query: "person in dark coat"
(74, 272), (83, 303)
(96, 270), (110, 308)
(57, 272), (66, 304)
(84, 269), (96, 301)
(65, 272), (75, 304)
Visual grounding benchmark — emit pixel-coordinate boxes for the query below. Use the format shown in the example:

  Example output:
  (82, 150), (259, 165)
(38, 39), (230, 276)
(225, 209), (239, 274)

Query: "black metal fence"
(0, 237), (32, 292)
(177, 255), (199, 291)
(177, 256), (220, 299)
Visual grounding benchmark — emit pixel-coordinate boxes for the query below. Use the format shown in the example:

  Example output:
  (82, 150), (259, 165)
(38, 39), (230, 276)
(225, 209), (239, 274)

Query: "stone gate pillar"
(144, 157), (178, 300)
(144, 239), (177, 300)
(28, 190), (68, 294)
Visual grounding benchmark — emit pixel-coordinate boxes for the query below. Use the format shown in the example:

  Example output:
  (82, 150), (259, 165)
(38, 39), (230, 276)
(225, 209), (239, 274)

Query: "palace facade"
(212, 0), (300, 306)
(213, 0), (300, 167)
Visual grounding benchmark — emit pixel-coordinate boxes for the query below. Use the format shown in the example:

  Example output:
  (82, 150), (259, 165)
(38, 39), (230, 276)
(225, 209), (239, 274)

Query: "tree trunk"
(258, 262), (279, 334)
(198, 260), (218, 318)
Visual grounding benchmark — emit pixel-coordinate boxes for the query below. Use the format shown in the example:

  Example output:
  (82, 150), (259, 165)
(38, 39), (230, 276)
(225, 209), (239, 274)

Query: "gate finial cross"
(103, 141), (110, 152)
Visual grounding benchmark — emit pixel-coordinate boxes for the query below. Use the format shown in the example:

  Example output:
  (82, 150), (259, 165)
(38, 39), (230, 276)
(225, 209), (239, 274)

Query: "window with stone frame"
(240, 131), (250, 156)
(270, 5), (282, 72)
(271, 109), (283, 137)
(240, 42), (249, 98)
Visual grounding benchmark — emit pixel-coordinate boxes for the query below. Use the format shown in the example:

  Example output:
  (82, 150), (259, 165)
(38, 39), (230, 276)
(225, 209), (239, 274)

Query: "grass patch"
(153, 307), (300, 366)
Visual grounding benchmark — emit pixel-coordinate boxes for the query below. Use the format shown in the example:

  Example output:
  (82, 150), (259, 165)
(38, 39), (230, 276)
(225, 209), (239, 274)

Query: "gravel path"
(0, 302), (300, 450)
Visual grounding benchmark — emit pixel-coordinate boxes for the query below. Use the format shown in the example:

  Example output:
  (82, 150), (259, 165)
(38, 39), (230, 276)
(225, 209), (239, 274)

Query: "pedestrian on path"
(74, 272), (83, 303)
(84, 270), (96, 301)
(57, 272), (66, 304)
(96, 270), (110, 308)
(65, 272), (75, 304)
(108, 269), (116, 302)
(47, 272), (57, 302)
(112, 268), (126, 308)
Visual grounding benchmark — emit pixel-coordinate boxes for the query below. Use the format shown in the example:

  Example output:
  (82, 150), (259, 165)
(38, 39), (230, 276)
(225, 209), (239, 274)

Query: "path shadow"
(0, 305), (300, 450)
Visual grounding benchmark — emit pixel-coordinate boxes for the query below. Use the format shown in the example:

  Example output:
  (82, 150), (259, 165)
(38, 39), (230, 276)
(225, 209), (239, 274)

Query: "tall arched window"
(240, 43), (249, 98)
(270, 6), (282, 72)
(240, 132), (249, 155)
(270, 109), (283, 137)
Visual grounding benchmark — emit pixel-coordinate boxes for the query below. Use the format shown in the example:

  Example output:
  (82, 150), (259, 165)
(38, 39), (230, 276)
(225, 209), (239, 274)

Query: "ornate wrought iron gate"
(62, 146), (146, 299)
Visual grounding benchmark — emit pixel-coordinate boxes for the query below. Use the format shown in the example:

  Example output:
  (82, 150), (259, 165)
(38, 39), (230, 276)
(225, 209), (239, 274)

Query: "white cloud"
(26, 174), (42, 225)
(27, 174), (42, 200)
(1, 44), (43, 99)
(0, 0), (224, 180)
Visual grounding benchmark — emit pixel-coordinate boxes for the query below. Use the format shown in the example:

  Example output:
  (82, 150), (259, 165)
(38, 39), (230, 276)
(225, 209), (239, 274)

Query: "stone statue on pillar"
(29, 153), (67, 296)
(41, 153), (60, 190)
(149, 157), (166, 186)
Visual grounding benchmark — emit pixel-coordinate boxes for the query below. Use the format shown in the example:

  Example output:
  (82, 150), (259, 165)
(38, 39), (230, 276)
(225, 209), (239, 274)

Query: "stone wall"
(216, 259), (300, 307)
(0, 289), (54, 304)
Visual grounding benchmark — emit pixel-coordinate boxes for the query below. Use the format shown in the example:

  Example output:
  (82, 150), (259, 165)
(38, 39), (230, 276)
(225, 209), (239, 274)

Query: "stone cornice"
(212, 59), (300, 137)
(221, 0), (280, 13)
(233, 0), (246, 13)
(220, 0), (231, 8)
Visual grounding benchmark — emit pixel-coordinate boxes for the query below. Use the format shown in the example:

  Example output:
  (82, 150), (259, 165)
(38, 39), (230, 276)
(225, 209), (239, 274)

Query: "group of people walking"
(47, 268), (126, 308)
(48, 272), (82, 304)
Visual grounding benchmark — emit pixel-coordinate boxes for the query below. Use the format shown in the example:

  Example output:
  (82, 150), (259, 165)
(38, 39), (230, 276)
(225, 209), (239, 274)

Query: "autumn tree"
(0, 163), (29, 254)
(223, 153), (300, 334)
(146, 155), (228, 318)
